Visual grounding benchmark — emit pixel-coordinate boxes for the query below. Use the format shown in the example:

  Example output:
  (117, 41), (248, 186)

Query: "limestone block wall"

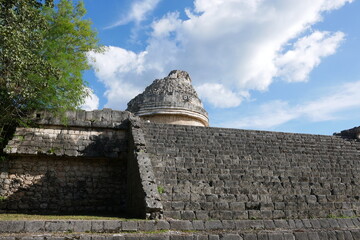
(4, 127), (127, 158)
(126, 118), (163, 219)
(1, 109), (130, 215)
(0, 156), (126, 214)
(142, 123), (360, 220)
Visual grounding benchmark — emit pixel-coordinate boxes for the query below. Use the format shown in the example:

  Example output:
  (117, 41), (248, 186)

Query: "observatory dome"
(126, 70), (209, 127)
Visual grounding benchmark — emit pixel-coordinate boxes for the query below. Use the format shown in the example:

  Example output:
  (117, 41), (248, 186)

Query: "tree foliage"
(41, 0), (100, 110)
(0, 0), (101, 154)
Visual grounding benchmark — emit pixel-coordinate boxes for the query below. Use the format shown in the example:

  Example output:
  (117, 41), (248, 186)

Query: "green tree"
(0, 0), (101, 155)
(41, 0), (101, 110)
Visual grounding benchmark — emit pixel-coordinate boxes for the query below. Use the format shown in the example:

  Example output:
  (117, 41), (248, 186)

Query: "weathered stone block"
(0, 221), (25, 233)
(220, 234), (241, 240)
(103, 221), (122, 232)
(204, 220), (223, 230)
(155, 220), (170, 230)
(268, 233), (284, 240)
(209, 235), (220, 240)
(24, 221), (45, 232)
(294, 232), (308, 240)
(169, 220), (193, 230)
(122, 221), (138, 232)
(192, 220), (205, 230)
(138, 221), (156, 231)
(243, 233), (257, 240)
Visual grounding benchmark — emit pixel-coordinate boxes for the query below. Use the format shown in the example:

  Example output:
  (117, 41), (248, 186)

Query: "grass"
(0, 213), (134, 221)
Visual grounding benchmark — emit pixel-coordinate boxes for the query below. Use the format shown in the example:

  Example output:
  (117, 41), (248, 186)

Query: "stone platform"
(1, 218), (360, 239)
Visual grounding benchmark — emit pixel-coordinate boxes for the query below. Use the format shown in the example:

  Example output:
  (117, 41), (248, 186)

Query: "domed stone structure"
(126, 70), (209, 127)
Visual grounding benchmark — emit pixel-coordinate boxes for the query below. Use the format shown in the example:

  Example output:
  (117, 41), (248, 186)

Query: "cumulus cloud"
(81, 88), (99, 111)
(151, 12), (182, 37)
(87, 46), (147, 109)
(196, 83), (243, 108)
(106, 0), (161, 28)
(221, 81), (360, 129)
(276, 31), (345, 82)
(91, 0), (352, 109)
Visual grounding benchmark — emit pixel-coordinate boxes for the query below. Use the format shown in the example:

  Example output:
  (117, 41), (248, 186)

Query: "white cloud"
(196, 83), (243, 108)
(87, 46), (147, 109)
(321, 0), (353, 11)
(152, 12), (181, 37)
(88, 46), (146, 79)
(106, 0), (161, 28)
(91, 0), (352, 109)
(276, 31), (345, 82)
(81, 88), (99, 111)
(300, 81), (360, 121)
(225, 100), (298, 129)
(221, 81), (360, 129)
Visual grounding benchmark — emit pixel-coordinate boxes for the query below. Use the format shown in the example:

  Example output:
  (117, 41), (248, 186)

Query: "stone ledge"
(1, 218), (360, 234)
(32, 109), (132, 129)
(1, 227), (360, 240)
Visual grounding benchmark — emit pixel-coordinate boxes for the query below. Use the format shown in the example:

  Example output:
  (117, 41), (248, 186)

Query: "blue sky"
(80, 0), (360, 135)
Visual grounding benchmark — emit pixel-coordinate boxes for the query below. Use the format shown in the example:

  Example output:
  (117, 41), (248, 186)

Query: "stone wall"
(3, 108), (360, 222)
(126, 118), (163, 219)
(4, 127), (127, 158)
(1, 110), (131, 215)
(142, 123), (360, 220)
(0, 156), (126, 214)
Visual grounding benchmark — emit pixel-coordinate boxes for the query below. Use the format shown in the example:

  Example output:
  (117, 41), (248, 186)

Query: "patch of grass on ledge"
(0, 213), (138, 221)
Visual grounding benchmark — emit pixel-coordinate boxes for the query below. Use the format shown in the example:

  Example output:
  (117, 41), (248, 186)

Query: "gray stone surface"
(0, 155), (126, 214)
(25, 221), (45, 232)
(45, 221), (73, 232)
(126, 70), (208, 126)
(243, 233), (257, 240)
(142, 122), (360, 220)
(2, 102), (360, 240)
(122, 221), (138, 232)
(155, 220), (170, 230)
(5, 125), (127, 158)
(0, 220), (25, 233)
(104, 221), (122, 232)
(268, 233), (284, 240)
(126, 117), (163, 219)
(169, 220), (193, 230)
(335, 126), (360, 140)
(220, 234), (242, 240)
(294, 232), (308, 240)
(204, 220), (223, 230)
(137, 221), (156, 231)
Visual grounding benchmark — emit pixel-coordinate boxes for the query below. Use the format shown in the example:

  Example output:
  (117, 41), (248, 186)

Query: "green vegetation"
(0, 214), (128, 221)
(0, 0), (101, 158)
(157, 186), (165, 194)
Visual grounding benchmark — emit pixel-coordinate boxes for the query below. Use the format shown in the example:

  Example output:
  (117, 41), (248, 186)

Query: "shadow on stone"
(0, 130), (129, 218)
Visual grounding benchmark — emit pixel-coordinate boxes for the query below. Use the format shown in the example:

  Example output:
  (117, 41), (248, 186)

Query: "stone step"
(1, 219), (360, 234)
(2, 230), (360, 240)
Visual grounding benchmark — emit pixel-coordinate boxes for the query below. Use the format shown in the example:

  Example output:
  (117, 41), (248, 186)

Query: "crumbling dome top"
(126, 70), (209, 126)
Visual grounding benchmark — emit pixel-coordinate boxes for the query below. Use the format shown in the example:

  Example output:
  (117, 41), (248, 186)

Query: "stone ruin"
(1, 70), (360, 239)
(127, 70), (209, 127)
